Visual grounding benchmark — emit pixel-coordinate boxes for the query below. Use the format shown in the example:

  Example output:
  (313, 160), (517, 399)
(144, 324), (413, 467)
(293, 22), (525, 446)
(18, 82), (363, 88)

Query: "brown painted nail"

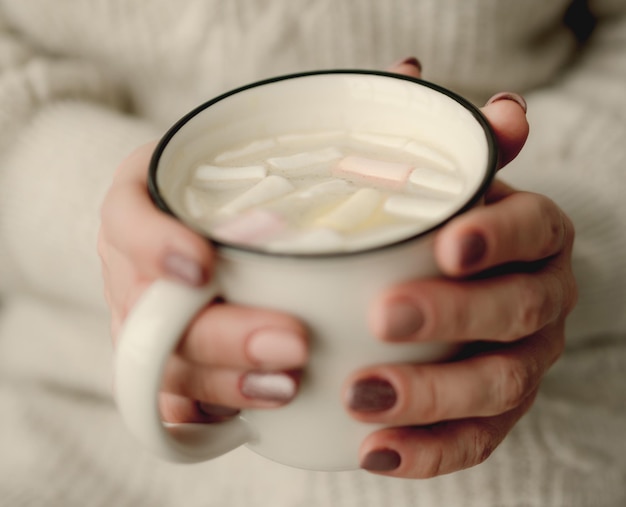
(349, 377), (397, 413)
(459, 233), (487, 269)
(361, 449), (402, 471)
(485, 92), (527, 113)
(163, 252), (207, 286)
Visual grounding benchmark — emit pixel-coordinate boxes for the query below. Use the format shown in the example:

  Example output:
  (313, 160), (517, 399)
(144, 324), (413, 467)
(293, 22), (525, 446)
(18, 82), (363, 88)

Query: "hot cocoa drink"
(182, 130), (466, 254)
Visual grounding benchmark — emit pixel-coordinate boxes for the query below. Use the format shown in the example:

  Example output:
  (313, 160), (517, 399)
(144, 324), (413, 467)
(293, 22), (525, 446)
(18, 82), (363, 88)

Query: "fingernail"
(163, 252), (207, 286)
(394, 56), (422, 72)
(459, 233), (487, 269)
(361, 449), (402, 471)
(247, 329), (307, 368)
(241, 372), (297, 403)
(349, 377), (397, 413)
(485, 92), (527, 113)
(384, 299), (424, 341)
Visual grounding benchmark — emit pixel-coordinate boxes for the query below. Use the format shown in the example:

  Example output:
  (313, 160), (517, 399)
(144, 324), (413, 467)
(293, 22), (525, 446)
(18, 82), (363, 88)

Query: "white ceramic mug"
(114, 70), (498, 471)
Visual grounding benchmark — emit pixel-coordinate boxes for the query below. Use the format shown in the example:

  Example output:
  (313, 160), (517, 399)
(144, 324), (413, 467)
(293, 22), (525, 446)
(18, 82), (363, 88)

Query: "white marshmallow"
(183, 187), (206, 219)
(315, 188), (382, 232)
(218, 175), (295, 215)
(409, 167), (464, 194)
(193, 164), (267, 187)
(384, 194), (457, 222)
(295, 179), (354, 198)
(403, 141), (456, 172)
(349, 131), (408, 149)
(277, 130), (345, 144)
(267, 147), (343, 173)
(214, 138), (277, 163)
(333, 156), (412, 189)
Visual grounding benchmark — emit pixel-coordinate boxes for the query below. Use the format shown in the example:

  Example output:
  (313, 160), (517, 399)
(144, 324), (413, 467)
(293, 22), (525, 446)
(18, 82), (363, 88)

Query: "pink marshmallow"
(332, 156), (413, 189)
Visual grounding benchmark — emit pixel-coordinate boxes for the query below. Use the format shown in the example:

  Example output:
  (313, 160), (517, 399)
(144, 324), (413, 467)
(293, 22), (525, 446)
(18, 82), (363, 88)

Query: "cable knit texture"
(0, 1), (625, 506)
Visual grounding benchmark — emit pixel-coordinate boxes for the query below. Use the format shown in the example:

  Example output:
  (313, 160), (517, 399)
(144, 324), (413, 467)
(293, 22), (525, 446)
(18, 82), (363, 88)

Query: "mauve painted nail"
(361, 449), (402, 471)
(401, 56), (422, 72)
(349, 377), (397, 412)
(459, 233), (487, 269)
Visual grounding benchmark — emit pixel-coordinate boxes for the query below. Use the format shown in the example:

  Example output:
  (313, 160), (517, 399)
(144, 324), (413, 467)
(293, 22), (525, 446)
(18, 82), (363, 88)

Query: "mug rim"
(148, 69), (499, 259)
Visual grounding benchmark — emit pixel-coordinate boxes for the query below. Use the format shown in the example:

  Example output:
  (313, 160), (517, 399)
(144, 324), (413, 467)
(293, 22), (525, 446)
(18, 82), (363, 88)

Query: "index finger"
(435, 190), (574, 277)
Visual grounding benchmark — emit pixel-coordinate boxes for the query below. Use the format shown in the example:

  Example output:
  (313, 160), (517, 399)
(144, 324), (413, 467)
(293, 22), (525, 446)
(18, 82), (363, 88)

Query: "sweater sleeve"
(0, 13), (160, 312)
(501, 0), (626, 345)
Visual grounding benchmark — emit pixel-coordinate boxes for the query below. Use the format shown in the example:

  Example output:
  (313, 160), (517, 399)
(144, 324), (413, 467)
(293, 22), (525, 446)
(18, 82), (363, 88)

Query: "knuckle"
(536, 197), (566, 257)
(566, 282), (579, 315)
(561, 213), (576, 250)
(515, 276), (551, 333)
(552, 269), (578, 320)
(551, 330), (566, 364)
(563, 269), (579, 315)
(494, 356), (532, 411)
(407, 368), (442, 423)
(429, 284), (469, 340)
(401, 425), (447, 478)
(467, 423), (499, 468)
(420, 441), (446, 478)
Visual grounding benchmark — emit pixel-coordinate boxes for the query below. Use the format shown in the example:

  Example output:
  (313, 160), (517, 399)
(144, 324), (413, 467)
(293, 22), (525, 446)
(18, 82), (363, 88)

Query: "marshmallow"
(384, 194), (457, 222)
(267, 147), (343, 173)
(403, 141), (456, 172)
(333, 156), (412, 189)
(349, 131), (408, 149)
(218, 175), (295, 215)
(214, 138), (277, 163)
(295, 179), (354, 199)
(183, 187), (206, 219)
(193, 164), (267, 187)
(211, 209), (286, 245)
(315, 188), (382, 232)
(277, 130), (345, 144)
(409, 167), (464, 194)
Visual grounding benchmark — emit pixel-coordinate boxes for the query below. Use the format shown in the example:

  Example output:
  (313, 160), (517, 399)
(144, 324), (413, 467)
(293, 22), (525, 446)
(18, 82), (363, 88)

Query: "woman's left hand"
(347, 59), (578, 478)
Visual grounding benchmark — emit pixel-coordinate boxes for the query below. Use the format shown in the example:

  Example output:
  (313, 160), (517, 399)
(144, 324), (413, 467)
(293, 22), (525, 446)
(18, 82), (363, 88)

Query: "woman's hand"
(98, 142), (308, 423)
(346, 59), (577, 477)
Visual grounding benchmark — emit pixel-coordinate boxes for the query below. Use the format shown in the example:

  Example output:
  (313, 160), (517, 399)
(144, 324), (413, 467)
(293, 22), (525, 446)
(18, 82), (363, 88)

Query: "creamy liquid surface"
(181, 130), (467, 254)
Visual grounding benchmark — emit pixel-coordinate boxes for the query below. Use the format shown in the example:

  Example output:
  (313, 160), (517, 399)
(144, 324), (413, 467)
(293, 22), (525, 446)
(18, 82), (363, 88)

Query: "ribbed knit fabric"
(0, 1), (625, 506)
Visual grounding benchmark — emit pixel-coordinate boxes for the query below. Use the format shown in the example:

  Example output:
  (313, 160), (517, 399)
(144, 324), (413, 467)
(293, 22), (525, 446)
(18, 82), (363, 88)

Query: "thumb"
(481, 93), (530, 169)
(387, 56), (422, 79)
(101, 142), (213, 287)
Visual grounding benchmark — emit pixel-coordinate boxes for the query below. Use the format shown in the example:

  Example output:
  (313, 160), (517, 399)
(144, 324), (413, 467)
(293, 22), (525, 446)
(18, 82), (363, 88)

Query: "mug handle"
(114, 279), (255, 463)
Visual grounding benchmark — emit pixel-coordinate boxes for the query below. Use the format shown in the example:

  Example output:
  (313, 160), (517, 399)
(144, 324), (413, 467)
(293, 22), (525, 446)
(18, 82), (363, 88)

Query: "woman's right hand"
(98, 142), (309, 422)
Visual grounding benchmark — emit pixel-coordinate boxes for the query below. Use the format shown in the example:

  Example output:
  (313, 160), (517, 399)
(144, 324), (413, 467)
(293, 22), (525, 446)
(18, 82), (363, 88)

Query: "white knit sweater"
(1, 1), (625, 506)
